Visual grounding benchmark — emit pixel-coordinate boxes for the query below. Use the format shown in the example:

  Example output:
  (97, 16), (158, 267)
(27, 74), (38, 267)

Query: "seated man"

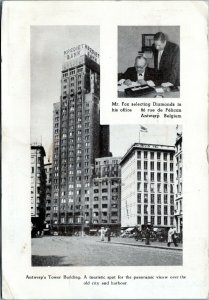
(119, 56), (155, 86)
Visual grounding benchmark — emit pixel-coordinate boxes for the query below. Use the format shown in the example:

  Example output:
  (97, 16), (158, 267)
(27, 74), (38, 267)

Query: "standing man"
(119, 56), (155, 86)
(153, 32), (180, 86)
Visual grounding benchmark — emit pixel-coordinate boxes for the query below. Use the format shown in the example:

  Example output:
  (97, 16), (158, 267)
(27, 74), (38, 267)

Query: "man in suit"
(119, 56), (155, 86)
(153, 32), (180, 86)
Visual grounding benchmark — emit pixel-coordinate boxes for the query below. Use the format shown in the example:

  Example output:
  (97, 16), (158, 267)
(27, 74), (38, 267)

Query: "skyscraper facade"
(51, 45), (110, 233)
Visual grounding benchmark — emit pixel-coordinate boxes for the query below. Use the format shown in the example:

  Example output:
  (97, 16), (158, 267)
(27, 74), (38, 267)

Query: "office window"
(137, 161), (141, 169)
(151, 205), (155, 214)
(151, 194), (155, 203)
(137, 172), (141, 181)
(164, 173), (167, 182)
(151, 216), (155, 225)
(137, 216), (141, 225)
(170, 174), (174, 182)
(137, 183), (141, 192)
(144, 172), (148, 181)
(163, 163), (167, 171)
(164, 194), (168, 204)
(144, 151), (147, 159)
(150, 183), (155, 192)
(157, 152), (161, 159)
(144, 205), (148, 214)
(157, 194), (161, 204)
(151, 172), (154, 181)
(137, 205), (141, 214)
(163, 153), (167, 161)
(164, 206), (168, 215)
(157, 216), (161, 225)
(144, 216), (148, 224)
(150, 161), (154, 170)
(137, 193), (141, 203)
(150, 152), (154, 159)
(157, 183), (161, 192)
(157, 162), (161, 170)
(170, 206), (174, 215)
(144, 183), (148, 192)
(144, 194), (148, 203)
(137, 151), (141, 158)
(170, 195), (174, 204)
(144, 161), (148, 170)
(164, 184), (168, 193)
(164, 217), (168, 225)
(157, 173), (161, 181)
(170, 163), (173, 171)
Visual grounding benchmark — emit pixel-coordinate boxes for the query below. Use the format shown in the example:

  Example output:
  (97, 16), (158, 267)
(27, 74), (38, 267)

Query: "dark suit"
(119, 66), (155, 82)
(153, 41), (180, 86)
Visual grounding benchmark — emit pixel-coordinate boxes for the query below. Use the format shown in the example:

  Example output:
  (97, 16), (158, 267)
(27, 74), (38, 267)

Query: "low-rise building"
(92, 157), (121, 233)
(120, 143), (175, 229)
(174, 133), (183, 233)
(31, 145), (46, 232)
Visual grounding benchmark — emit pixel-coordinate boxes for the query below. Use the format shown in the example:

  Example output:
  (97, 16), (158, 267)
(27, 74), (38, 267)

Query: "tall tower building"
(51, 45), (110, 233)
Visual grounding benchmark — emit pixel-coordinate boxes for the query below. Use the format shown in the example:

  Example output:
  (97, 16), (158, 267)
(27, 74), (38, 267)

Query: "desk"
(118, 87), (180, 98)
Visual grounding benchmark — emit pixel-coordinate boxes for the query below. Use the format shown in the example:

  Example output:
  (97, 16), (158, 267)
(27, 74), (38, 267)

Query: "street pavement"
(32, 235), (182, 266)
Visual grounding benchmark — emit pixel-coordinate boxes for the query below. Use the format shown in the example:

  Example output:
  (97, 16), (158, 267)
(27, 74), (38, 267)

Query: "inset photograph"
(118, 26), (180, 98)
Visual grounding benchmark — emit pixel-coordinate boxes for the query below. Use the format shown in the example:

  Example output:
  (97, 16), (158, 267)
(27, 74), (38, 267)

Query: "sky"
(31, 26), (180, 161)
(31, 26), (100, 160)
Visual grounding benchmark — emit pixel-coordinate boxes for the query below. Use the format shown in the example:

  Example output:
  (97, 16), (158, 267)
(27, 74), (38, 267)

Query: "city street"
(32, 236), (182, 266)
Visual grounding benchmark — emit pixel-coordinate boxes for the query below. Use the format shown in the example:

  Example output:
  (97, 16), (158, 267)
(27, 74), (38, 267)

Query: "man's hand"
(137, 79), (147, 86)
(124, 79), (132, 86)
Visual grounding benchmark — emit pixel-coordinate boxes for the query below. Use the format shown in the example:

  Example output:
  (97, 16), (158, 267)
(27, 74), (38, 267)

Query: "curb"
(97, 241), (183, 251)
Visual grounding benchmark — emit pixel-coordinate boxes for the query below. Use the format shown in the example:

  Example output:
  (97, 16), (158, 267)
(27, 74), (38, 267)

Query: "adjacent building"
(31, 145), (46, 231)
(120, 143), (175, 229)
(51, 45), (110, 233)
(174, 133), (183, 233)
(44, 162), (52, 225)
(92, 157), (121, 232)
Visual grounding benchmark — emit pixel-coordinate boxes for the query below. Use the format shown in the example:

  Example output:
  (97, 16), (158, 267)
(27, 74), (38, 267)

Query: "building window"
(144, 205), (148, 214)
(137, 172), (141, 181)
(151, 172), (154, 181)
(150, 161), (154, 170)
(157, 162), (161, 170)
(164, 206), (168, 215)
(150, 183), (155, 192)
(157, 216), (161, 225)
(137, 216), (141, 224)
(144, 183), (148, 192)
(137, 151), (141, 158)
(137, 161), (141, 169)
(170, 163), (173, 171)
(151, 216), (155, 225)
(137, 193), (141, 203)
(157, 194), (161, 204)
(150, 152), (154, 159)
(144, 161), (147, 170)
(164, 217), (168, 225)
(144, 194), (148, 203)
(151, 194), (155, 203)
(144, 151), (147, 159)
(137, 205), (141, 214)
(164, 194), (168, 204)
(144, 172), (148, 181)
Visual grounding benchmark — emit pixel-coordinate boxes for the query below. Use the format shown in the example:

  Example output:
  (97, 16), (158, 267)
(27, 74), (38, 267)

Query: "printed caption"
(112, 101), (182, 119)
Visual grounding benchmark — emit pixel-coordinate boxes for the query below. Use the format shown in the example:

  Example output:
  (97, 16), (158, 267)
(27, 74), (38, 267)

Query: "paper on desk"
(117, 81), (140, 92)
(161, 82), (173, 87)
(155, 87), (164, 93)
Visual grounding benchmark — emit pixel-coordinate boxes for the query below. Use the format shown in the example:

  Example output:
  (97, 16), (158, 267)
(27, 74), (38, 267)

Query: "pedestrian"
(100, 227), (105, 242)
(145, 227), (151, 245)
(167, 227), (178, 247)
(106, 227), (111, 242)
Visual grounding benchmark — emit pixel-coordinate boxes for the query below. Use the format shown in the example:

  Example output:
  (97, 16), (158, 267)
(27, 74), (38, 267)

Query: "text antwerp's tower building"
(51, 45), (110, 233)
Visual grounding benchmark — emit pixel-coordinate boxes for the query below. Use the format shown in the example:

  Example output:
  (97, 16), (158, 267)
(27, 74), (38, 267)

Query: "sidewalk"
(98, 237), (183, 251)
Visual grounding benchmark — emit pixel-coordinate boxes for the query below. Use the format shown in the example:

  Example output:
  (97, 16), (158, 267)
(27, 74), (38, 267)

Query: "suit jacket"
(119, 66), (155, 83)
(153, 41), (180, 86)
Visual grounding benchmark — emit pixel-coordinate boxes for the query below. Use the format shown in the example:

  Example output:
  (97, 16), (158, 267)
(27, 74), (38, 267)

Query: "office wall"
(118, 26), (180, 73)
